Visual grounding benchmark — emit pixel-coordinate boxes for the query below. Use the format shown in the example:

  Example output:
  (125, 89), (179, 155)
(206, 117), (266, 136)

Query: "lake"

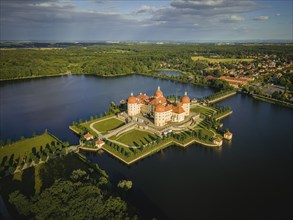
(1, 75), (292, 219)
(0, 75), (212, 143)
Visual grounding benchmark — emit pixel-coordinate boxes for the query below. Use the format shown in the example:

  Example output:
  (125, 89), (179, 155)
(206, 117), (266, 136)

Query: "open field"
(0, 132), (63, 162)
(92, 118), (125, 133)
(191, 56), (254, 63)
(81, 115), (114, 130)
(110, 129), (157, 147)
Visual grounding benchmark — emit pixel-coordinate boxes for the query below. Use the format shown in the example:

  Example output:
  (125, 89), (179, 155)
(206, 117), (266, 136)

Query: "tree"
(70, 169), (89, 182)
(8, 166), (16, 175)
(117, 180), (133, 191)
(100, 196), (129, 220)
(63, 141), (69, 147)
(98, 176), (108, 185)
(9, 176), (136, 219)
(9, 191), (31, 216)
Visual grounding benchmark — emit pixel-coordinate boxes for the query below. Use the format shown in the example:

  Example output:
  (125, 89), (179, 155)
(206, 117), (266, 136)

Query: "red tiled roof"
(155, 103), (166, 112)
(215, 137), (222, 142)
(137, 93), (149, 100)
(172, 104), (185, 114)
(96, 140), (105, 145)
(154, 88), (164, 97)
(206, 75), (215, 80)
(84, 133), (93, 138)
(225, 132), (232, 136)
(149, 97), (167, 105)
(181, 95), (190, 103)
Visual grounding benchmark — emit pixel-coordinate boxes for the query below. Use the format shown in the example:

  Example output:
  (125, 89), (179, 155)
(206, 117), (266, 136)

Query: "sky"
(0, 0), (292, 41)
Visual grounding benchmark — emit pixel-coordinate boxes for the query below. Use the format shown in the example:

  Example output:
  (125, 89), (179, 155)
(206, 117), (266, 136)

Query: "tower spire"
(158, 86), (160, 91)
(175, 88), (178, 105)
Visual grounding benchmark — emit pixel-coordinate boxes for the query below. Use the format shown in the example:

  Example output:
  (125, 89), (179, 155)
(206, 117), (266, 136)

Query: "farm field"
(191, 56), (254, 63)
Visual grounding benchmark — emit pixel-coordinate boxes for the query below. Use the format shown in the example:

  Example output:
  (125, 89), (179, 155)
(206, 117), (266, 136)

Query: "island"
(71, 86), (234, 165)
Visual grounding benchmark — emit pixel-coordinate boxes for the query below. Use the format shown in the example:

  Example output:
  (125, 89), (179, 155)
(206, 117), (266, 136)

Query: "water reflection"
(197, 144), (222, 158)
(2, 75), (292, 219)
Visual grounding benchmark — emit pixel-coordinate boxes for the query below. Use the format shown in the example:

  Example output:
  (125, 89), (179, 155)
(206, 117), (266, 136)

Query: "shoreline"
(0, 73), (70, 82)
(207, 91), (237, 103)
(252, 94), (293, 109)
(87, 137), (219, 165)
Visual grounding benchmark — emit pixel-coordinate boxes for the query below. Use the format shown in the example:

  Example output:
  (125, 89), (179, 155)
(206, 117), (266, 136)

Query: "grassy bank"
(253, 94), (293, 108)
(0, 132), (63, 163)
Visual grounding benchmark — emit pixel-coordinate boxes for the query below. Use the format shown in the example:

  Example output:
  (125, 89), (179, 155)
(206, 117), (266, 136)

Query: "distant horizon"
(1, 39), (292, 43)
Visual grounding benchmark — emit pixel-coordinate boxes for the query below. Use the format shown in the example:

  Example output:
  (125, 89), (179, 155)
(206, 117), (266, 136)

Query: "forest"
(1, 43), (292, 80)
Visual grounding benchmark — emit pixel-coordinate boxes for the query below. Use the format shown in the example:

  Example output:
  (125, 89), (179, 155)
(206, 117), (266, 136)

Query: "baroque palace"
(127, 86), (191, 126)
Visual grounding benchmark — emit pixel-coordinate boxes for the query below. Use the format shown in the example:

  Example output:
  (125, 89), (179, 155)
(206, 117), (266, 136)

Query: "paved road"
(89, 118), (141, 149)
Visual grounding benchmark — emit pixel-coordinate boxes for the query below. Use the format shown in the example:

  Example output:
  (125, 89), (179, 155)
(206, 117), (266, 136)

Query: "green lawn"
(111, 129), (157, 147)
(81, 116), (124, 135)
(93, 118), (125, 133)
(0, 132), (63, 162)
(69, 125), (84, 135)
(194, 127), (214, 137)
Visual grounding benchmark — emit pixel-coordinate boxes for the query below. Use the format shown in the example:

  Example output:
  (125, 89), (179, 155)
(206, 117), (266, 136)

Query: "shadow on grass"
(148, 134), (156, 141)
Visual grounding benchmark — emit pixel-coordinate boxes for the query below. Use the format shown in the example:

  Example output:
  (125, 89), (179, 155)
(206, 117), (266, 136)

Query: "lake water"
(1, 75), (292, 219)
(0, 75), (212, 143)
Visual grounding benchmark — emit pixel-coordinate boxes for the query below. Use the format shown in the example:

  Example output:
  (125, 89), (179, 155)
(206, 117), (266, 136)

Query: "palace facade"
(127, 86), (191, 126)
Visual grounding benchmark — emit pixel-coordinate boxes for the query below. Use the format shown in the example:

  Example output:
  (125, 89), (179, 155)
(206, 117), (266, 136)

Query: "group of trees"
(202, 89), (235, 103)
(209, 79), (233, 90)
(9, 169), (138, 219)
(0, 140), (66, 177)
(2, 43), (291, 80)
(172, 131), (194, 143)
(271, 91), (288, 101)
(242, 85), (293, 103)
(172, 130), (214, 143)
(203, 116), (221, 130)
(105, 135), (169, 159)
(209, 104), (232, 118)
(106, 141), (131, 158)
(117, 180), (133, 191)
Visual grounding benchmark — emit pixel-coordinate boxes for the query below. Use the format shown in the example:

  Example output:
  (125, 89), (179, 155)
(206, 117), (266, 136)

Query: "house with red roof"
(224, 131), (233, 140)
(213, 137), (223, 146)
(84, 132), (94, 141)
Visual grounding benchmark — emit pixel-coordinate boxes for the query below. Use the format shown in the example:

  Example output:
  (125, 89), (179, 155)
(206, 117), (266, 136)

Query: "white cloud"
(1, 0), (289, 41)
(229, 15), (245, 21)
(276, 13), (281, 16)
(253, 16), (269, 21)
(135, 5), (160, 14)
(171, 0), (256, 9)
